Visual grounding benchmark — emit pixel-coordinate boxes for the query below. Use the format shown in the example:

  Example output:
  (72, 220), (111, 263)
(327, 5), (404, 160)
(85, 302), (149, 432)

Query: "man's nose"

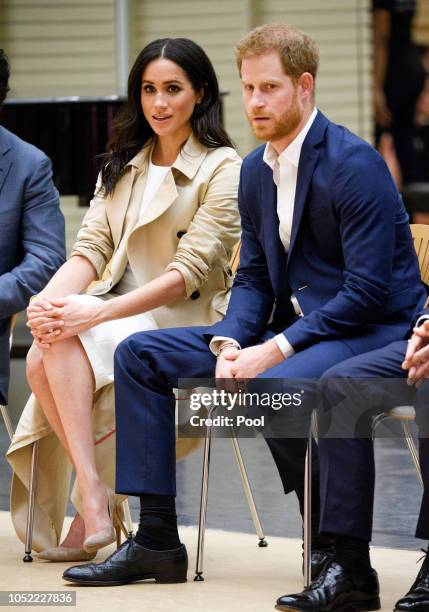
(249, 91), (265, 109)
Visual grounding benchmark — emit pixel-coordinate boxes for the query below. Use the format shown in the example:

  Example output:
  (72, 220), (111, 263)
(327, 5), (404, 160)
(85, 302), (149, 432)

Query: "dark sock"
(134, 494), (181, 551)
(333, 535), (371, 574)
(311, 520), (334, 551)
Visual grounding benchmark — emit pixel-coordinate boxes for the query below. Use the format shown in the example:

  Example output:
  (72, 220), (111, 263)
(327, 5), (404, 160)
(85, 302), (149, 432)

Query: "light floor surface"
(0, 511), (423, 612)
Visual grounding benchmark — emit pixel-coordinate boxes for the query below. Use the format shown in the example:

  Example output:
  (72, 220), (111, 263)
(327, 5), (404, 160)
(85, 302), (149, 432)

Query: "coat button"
(177, 230), (186, 238)
(226, 266), (233, 277)
(190, 290), (200, 300)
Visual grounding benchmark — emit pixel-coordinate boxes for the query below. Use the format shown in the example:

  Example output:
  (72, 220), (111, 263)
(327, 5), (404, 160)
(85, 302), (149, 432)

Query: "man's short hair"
(0, 49), (10, 106)
(235, 23), (319, 82)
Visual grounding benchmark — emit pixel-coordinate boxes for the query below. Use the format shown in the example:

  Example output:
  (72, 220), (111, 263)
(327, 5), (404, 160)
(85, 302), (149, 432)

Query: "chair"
(194, 241), (268, 582)
(370, 223), (429, 487)
(1, 315), (17, 440)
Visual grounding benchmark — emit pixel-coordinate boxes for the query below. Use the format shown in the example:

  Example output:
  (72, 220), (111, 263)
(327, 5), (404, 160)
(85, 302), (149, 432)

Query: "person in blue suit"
(62, 24), (426, 590)
(276, 309), (429, 611)
(0, 49), (65, 406)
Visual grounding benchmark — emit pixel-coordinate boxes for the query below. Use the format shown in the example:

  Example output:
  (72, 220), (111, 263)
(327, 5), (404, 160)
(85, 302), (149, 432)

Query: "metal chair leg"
(303, 428), (312, 588)
(402, 421), (423, 487)
(229, 427), (267, 547)
(194, 423), (212, 582)
(23, 441), (39, 562)
(371, 413), (390, 439)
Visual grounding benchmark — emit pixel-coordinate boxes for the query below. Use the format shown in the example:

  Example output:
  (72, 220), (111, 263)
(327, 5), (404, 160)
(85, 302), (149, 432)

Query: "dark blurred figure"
(373, 0), (426, 189)
(0, 49), (65, 405)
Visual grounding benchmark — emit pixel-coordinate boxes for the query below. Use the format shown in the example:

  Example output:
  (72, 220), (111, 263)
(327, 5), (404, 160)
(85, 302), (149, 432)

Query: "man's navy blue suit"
(113, 111), (426, 513)
(0, 125), (65, 404)
(317, 306), (429, 542)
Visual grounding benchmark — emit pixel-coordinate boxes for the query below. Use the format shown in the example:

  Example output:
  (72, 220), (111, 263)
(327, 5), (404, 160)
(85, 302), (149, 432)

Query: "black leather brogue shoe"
(395, 551), (429, 611)
(310, 548), (334, 581)
(276, 560), (381, 611)
(62, 538), (187, 586)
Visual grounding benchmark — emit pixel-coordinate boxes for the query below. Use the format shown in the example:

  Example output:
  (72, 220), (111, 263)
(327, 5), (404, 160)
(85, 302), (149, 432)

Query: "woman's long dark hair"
(100, 38), (234, 195)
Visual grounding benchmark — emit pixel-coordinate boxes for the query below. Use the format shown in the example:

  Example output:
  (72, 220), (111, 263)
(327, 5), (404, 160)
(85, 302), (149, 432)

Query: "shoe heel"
(155, 573), (187, 584)
(154, 566), (188, 584)
(341, 597), (381, 611)
(363, 597), (381, 611)
(115, 524), (122, 549)
(113, 509), (128, 549)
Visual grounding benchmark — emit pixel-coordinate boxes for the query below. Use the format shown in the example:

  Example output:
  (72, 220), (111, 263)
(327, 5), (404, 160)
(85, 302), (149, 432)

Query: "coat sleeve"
(204, 160), (276, 347)
(283, 144), (400, 351)
(0, 155), (65, 319)
(165, 154), (242, 297)
(70, 174), (114, 279)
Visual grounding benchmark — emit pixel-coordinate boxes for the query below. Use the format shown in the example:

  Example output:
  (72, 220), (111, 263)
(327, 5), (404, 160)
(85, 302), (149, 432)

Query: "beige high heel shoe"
(83, 487), (128, 553)
(37, 547), (96, 562)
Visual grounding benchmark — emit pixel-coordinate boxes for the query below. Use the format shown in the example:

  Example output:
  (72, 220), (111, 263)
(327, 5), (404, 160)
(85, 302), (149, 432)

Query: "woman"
(7, 38), (241, 560)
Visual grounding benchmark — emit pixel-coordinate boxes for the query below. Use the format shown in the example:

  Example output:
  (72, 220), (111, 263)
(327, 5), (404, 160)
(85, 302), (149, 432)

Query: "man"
(62, 24), (425, 588)
(276, 313), (429, 611)
(0, 49), (65, 406)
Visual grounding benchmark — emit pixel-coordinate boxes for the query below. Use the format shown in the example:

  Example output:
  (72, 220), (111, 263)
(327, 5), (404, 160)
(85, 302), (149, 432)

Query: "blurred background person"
(0, 48), (65, 410)
(373, 0), (427, 190)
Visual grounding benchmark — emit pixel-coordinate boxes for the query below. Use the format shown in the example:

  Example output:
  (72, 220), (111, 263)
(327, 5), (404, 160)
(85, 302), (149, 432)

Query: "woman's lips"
(153, 115), (172, 122)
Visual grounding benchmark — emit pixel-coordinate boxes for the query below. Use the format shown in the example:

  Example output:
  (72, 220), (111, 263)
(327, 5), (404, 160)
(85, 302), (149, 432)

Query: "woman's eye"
(142, 85), (155, 93)
(168, 85), (181, 93)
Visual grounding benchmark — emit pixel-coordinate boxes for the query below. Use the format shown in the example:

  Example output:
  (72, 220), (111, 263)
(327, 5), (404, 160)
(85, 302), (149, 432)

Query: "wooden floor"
(0, 511), (422, 612)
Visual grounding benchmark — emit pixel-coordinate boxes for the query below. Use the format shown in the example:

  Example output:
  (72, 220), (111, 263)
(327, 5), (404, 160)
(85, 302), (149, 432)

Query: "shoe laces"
(415, 549), (429, 585)
(417, 549), (428, 565)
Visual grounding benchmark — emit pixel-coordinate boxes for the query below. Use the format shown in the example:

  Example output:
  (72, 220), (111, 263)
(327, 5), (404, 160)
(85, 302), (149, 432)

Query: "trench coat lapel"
(135, 169), (178, 228)
(129, 132), (207, 232)
(106, 166), (138, 246)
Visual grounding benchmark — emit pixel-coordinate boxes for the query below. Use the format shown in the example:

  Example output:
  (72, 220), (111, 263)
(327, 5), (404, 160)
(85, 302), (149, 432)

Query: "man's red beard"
(249, 94), (303, 142)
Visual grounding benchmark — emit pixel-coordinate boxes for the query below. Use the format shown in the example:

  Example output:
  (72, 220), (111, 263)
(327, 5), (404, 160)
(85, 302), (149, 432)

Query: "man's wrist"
(218, 342), (239, 356)
(265, 338), (286, 363)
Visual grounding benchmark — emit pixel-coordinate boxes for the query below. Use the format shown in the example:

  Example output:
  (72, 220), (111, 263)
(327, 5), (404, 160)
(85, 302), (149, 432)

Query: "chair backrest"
(410, 224), (429, 285)
(229, 241), (241, 274)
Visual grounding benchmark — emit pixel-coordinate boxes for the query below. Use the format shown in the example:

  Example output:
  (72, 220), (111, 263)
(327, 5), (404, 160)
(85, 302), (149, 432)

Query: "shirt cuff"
(210, 336), (241, 356)
(274, 333), (295, 359)
(416, 315), (429, 328)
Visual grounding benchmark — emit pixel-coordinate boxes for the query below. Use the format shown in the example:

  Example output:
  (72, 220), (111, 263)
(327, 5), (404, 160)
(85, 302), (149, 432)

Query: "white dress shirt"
(210, 107), (318, 358)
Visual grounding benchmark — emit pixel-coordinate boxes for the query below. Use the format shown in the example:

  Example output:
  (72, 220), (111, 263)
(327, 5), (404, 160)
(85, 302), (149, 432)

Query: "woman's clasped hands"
(26, 296), (103, 349)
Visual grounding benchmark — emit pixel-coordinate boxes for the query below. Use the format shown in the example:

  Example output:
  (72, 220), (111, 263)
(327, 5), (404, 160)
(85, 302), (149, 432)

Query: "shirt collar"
(126, 132), (208, 179)
(263, 107), (318, 170)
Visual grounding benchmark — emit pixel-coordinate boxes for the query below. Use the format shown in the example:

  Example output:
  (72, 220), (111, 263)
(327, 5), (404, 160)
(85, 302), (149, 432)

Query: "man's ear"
(298, 72), (314, 101)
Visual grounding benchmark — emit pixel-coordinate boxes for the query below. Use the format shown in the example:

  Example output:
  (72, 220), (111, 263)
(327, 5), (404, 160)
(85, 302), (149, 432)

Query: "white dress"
(69, 159), (171, 391)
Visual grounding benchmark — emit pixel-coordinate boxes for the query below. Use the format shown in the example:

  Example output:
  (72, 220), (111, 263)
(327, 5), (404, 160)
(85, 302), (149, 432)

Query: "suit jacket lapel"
(287, 111), (328, 266)
(0, 127), (12, 195)
(261, 162), (286, 293)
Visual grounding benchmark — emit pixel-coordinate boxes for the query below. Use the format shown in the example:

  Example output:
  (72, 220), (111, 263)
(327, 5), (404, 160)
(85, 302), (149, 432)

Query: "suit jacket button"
(190, 290), (200, 300)
(177, 230), (186, 238)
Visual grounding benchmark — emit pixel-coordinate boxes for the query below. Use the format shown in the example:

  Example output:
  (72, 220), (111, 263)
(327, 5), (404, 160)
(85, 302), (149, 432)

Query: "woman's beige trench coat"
(7, 134), (241, 551)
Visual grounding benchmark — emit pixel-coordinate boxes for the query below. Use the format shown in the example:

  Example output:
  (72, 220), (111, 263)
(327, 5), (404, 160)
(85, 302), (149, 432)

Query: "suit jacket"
(207, 110), (426, 350)
(71, 132), (242, 327)
(0, 125), (65, 403)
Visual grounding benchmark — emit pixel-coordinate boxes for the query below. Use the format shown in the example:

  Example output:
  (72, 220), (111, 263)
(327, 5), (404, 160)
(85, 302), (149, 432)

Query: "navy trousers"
(113, 321), (412, 512)
(318, 340), (429, 542)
